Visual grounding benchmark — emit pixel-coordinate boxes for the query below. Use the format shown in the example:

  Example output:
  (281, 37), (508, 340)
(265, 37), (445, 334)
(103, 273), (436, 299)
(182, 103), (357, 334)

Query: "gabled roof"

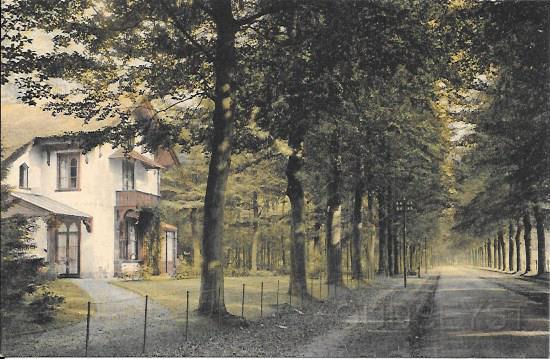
(9, 192), (91, 218)
(109, 148), (165, 169)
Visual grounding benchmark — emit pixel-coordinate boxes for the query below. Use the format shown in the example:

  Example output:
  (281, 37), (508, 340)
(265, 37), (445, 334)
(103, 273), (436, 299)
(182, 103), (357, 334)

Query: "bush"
(28, 290), (64, 323)
(225, 267), (250, 277)
(1, 150), (64, 331)
(175, 257), (195, 279)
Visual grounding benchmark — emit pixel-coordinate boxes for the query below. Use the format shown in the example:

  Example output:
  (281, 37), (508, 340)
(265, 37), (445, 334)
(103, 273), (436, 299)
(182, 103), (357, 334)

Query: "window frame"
(121, 218), (139, 260)
(57, 152), (81, 191)
(122, 158), (135, 191)
(19, 163), (29, 189)
(55, 219), (81, 276)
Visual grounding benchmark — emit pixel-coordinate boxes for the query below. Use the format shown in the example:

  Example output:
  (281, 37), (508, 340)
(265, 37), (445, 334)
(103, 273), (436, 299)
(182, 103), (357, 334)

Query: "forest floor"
(2, 273), (426, 357)
(167, 274), (439, 357)
(7, 268), (544, 357)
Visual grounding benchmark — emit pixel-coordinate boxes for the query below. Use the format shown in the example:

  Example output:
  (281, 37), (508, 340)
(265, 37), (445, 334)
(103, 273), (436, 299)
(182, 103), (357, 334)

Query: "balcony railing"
(116, 190), (159, 208)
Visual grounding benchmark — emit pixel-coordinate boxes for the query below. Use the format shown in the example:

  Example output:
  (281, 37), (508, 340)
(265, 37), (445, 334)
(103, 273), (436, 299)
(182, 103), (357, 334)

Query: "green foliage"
(1, 149), (64, 329)
(28, 290), (65, 324)
(138, 207), (162, 275)
(453, 1), (549, 240)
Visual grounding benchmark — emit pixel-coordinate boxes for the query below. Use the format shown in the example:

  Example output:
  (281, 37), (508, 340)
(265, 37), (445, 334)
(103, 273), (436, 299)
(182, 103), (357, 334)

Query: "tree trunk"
(515, 221), (523, 273)
(377, 191), (387, 274)
(251, 191), (259, 272)
(523, 210), (532, 273)
(497, 229), (504, 271)
(508, 221), (514, 272)
(366, 190), (376, 279)
(534, 204), (546, 275)
(326, 133), (343, 285)
(493, 237), (499, 269)
(351, 181), (363, 279)
(386, 187), (394, 276)
(326, 204), (343, 285)
(286, 149), (307, 294)
(487, 238), (492, 268)
(198, 1), (236, 315)
(190, 208), (201, 275)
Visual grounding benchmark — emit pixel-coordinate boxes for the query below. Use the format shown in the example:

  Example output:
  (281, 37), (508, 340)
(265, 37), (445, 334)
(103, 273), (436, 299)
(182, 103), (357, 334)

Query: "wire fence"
(77, 271), (374, 356)
(1, 268), (400, 356)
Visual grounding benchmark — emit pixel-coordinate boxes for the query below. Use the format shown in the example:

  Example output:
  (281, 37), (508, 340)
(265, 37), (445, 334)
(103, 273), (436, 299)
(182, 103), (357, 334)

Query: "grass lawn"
(47, 279), (94, 326)
(7, 279), (93, 337)
(112, 274), (360, 320)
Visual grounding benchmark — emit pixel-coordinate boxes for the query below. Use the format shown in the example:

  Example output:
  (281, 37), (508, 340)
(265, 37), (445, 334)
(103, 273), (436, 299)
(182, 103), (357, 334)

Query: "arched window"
(56, 221), (80, 275)
(57, 153), (80, 190)
(19, 163), (29, 188)
(56, 223), (67, 262)
(120, 217), (139, 260)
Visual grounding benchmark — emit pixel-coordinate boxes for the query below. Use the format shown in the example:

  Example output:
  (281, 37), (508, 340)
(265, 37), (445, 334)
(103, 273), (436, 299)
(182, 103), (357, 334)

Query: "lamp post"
(396, 199), (414, 288)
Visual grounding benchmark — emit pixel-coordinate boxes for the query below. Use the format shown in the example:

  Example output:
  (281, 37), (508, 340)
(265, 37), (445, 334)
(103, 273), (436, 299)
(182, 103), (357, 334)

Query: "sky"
(1, 30), (111, 155)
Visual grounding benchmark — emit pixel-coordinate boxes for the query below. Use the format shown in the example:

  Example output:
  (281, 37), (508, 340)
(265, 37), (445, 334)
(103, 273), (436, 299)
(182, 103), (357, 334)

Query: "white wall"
(29, 218), (48, 259)
(5, 142), (161, 278)
(5, 145), (42, 192)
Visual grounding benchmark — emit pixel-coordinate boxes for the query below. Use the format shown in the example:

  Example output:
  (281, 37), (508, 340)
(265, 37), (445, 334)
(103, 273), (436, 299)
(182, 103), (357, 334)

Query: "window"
(19, 163), (29, 188)
(56, 221), (80, 275)
(122, 159), (135, 190)
(121, 218), (139, 260)
(57, 153), (80, 190)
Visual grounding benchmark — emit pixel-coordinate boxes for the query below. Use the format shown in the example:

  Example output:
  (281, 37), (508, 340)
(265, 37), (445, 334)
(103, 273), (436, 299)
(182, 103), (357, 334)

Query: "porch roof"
(109, 148), (165, 169)
(10, 192), (92, 218)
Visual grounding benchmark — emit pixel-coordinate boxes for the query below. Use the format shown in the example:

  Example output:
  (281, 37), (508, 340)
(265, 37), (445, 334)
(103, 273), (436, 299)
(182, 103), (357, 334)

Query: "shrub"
(175, 256), (195, 279)
(1, 149), (64, 330)
(28, 290), (65, 323)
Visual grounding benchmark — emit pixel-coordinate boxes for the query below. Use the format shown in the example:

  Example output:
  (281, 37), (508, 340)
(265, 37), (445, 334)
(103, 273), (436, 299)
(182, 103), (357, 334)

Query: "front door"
(56, 221), (80, 277)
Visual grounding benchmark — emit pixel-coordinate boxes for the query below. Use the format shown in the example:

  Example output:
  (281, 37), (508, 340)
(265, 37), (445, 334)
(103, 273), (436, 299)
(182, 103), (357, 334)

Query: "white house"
(3, 135), (179, 278)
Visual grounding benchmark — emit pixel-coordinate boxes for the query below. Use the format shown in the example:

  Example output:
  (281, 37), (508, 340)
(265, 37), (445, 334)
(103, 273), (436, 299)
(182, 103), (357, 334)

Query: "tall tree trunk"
(493, 236), (499, 269)
(508, 221), (514, 272)
(199, 1), (236, 314)
(497, 229), (504, 271)
(523, 210), (532, 273)
(487, 239), (493, 268)
(286, 149), (307, 294)
(386, 187), (394, 276)
(366, 190), (376, 279)
(251, 191), (259, 272)
(534, 204), (546, 275)
(515, 221), (523, 273)
(326, 203), (343, 284)
(351, 180), (363, 279)
(326, 133), (343, 285)
(190, 208), (201, 275)
(377, 191), (387, 274)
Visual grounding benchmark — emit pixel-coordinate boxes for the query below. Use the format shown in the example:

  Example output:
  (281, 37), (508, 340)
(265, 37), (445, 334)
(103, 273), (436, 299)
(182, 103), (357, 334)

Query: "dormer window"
(57, 153), (80, 191)
(122, 159), (135, 190)
(19, 163), (29, 189)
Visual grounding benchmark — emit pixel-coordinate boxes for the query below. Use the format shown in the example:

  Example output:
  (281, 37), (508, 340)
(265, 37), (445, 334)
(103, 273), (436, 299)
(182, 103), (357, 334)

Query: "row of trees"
(454, 1), (549, 274)
(3, 0), (545, 317)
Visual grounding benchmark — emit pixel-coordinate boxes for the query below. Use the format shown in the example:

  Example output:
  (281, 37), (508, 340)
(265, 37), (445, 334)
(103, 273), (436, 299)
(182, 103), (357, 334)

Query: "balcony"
(116, 190), (159, 209)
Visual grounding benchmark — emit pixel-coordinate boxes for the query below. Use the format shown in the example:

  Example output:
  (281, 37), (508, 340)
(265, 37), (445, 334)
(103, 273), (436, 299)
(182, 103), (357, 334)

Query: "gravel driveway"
(2, 279), (183, 357)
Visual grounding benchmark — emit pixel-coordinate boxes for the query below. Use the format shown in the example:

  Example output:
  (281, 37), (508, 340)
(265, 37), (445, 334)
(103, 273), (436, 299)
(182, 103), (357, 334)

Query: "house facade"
(4, 136), (178, 278)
